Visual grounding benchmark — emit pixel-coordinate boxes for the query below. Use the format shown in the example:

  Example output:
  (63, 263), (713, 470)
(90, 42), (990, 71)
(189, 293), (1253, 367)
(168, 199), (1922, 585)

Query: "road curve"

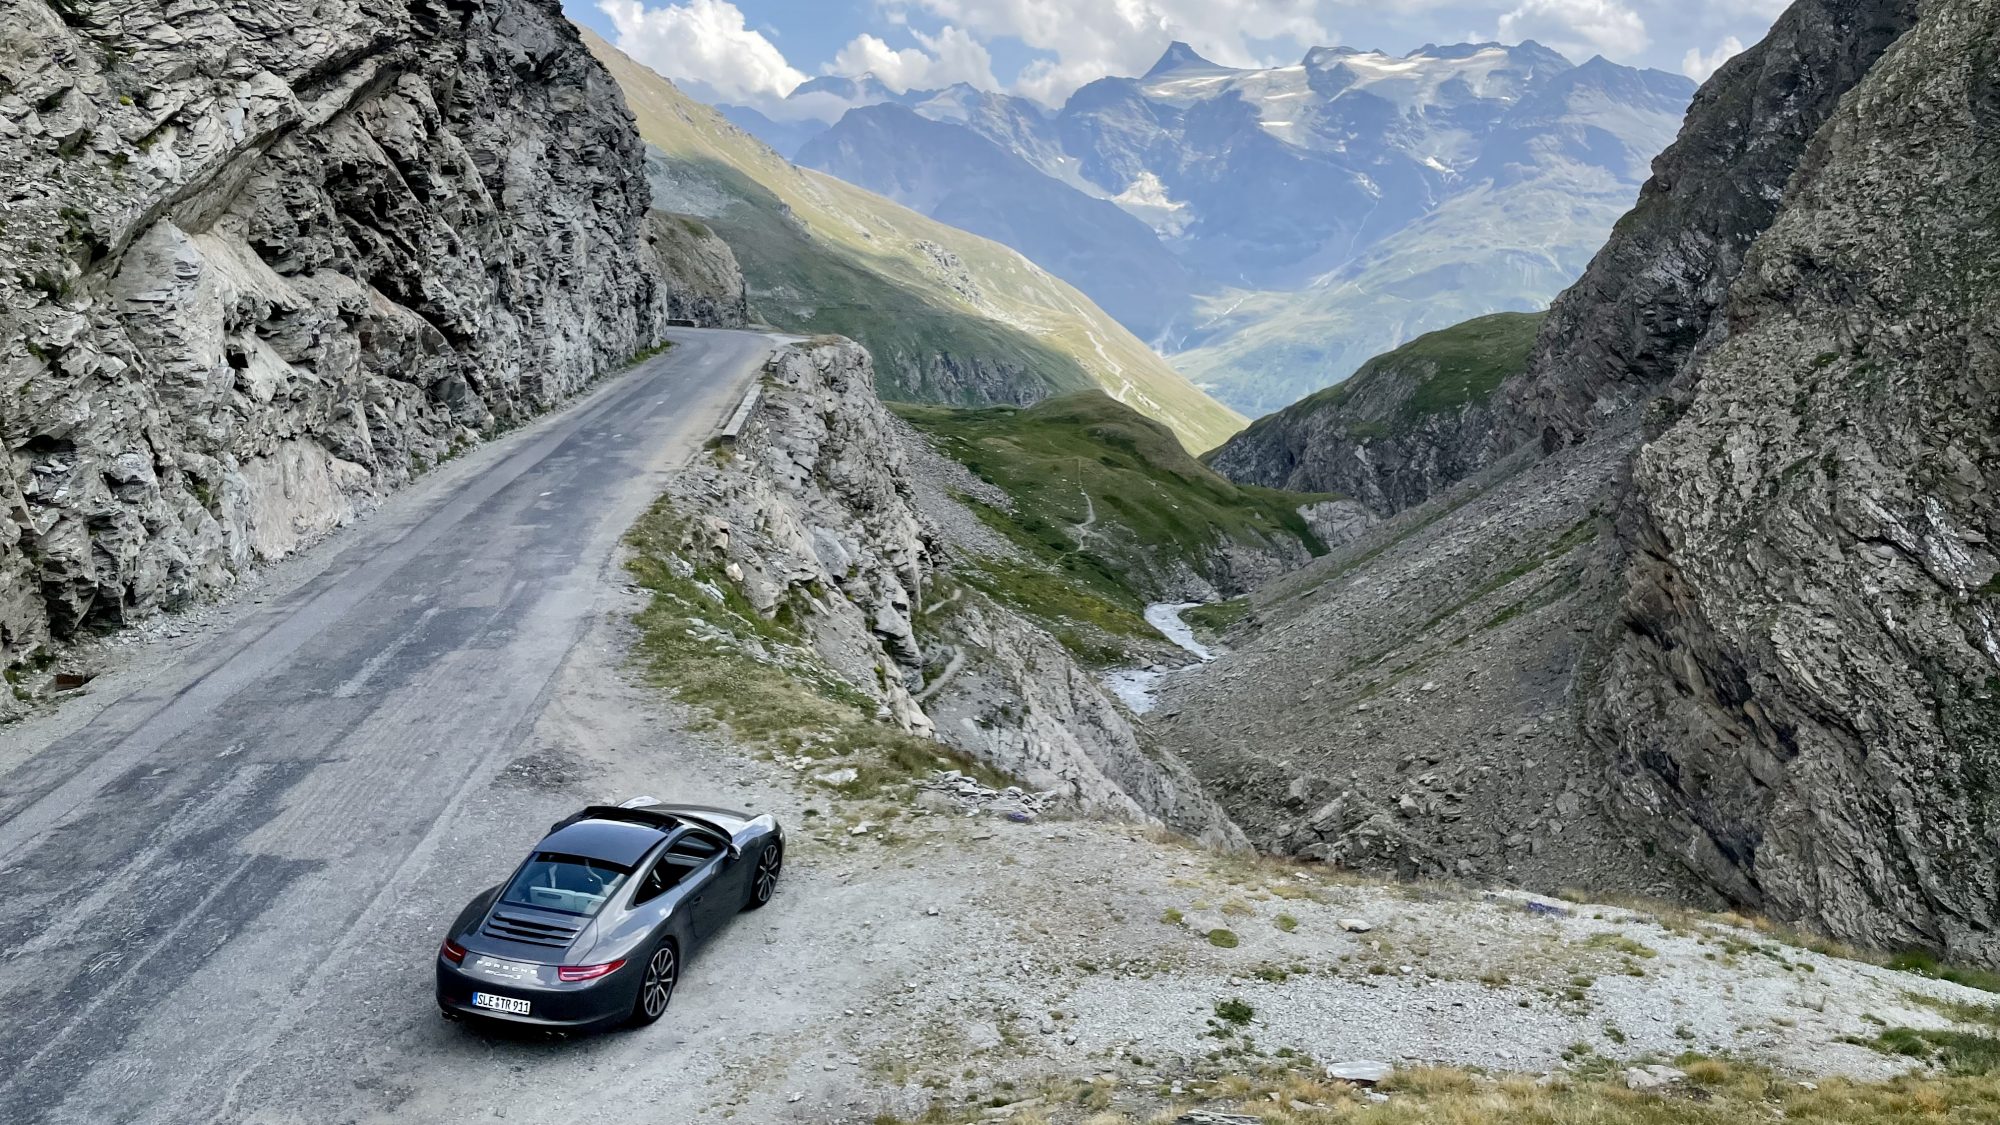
(0, 329), (777, 1125)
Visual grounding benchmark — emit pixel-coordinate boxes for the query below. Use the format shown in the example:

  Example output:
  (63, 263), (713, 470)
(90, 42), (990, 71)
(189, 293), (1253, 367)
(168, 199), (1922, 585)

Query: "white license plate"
(472, 992), (531, 1016)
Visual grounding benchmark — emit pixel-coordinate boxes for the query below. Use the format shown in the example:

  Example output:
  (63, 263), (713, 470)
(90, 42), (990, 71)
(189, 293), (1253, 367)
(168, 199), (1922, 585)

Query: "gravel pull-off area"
(310, 605), (1990, 1125)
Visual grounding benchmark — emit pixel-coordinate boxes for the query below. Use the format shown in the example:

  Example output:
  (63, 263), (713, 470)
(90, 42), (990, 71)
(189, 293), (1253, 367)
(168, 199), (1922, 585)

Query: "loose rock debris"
(918, 770), (1061, 820)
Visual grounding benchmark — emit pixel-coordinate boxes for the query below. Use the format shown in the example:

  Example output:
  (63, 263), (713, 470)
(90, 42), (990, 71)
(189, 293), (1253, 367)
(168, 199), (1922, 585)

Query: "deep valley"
(2, 0), (1997, 1122)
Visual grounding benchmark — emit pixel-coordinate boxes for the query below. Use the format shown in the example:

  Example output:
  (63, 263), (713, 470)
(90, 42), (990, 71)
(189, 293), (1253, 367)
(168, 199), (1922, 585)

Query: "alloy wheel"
(753, 842), (782, 905)
(642, 946), (676, 1020)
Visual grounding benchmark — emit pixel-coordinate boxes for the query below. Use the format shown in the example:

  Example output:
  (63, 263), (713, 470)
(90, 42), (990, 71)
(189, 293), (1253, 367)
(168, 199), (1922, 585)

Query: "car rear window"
(499, 853), (631, 917)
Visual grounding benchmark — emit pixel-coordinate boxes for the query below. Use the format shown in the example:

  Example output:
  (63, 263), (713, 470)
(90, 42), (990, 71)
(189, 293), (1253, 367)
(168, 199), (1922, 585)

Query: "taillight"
(558, 959), (626, 983)
(440, 938), (467, 965)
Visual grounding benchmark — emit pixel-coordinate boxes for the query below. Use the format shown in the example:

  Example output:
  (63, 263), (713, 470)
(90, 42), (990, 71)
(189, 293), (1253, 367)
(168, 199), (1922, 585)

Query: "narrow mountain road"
(0, 329), (776, 1125)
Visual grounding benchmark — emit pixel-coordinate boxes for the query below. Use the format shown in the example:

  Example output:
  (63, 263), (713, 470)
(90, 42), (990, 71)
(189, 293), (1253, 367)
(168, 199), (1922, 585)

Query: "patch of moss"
(626, 339), (674, 365)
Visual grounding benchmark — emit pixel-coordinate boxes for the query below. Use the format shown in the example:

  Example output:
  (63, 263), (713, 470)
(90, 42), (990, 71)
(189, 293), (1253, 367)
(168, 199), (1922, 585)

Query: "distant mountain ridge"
(796, 105), (1198, 342)
(582, 30), (1245, 454)
(727, 41), (1694, 415)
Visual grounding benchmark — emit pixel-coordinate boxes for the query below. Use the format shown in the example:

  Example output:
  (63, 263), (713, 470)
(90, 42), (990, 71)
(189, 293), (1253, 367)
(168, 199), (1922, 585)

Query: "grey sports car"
(435, 798), (783, 1030)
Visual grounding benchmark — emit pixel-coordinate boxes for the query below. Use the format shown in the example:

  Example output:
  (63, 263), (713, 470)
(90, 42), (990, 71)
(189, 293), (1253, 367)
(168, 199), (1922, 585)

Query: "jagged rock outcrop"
(1207, 313), (1540, 515)
(642, 211), (748, 327)
(0, 0), (701, 668)
(1502, 0), (1922, 451)
(1588, 0), (2000, 965)
(920, 596), (1244, 848)
(671, 341), (938, 735)
(675, 339), (1245, 845)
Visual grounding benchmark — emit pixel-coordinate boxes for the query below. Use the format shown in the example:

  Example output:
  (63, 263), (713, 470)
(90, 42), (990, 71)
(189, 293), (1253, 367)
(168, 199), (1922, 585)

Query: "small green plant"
(626, 339), (675, 366)
(1161, 907), (1184, 926)
(1274, 913), (1298, 933)
(1214, 998), (1255, 1026)
(1207, 928), (1239, 949)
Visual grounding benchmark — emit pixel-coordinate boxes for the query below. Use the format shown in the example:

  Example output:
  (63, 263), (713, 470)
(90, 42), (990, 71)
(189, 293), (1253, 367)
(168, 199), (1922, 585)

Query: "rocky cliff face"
(1206, 313), (1541, 515)
(669, 340), (1246, 846)
(1588, 0), (2000, 966)
(1501, 0), (1922, 451)
(642, 212), (748, 328)
(0, 0), (709, 668)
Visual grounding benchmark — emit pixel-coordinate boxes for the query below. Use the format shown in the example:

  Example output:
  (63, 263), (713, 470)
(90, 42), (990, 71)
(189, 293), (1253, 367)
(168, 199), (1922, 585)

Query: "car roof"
(538, 808), (680, 868)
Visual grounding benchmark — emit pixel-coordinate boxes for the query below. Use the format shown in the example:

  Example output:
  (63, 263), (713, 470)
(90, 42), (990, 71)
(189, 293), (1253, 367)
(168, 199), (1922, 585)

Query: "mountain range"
(583, 30), (1244, 453)
(726, 41), (1694, 415)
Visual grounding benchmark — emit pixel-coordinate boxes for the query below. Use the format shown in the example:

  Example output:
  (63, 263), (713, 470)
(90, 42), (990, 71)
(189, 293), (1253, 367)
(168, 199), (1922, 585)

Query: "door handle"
(691, 895), (704, 906)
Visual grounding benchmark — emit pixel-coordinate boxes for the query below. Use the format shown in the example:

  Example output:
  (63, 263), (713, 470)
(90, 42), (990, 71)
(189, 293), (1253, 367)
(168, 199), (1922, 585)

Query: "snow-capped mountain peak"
(1142, 41), (1236, 81)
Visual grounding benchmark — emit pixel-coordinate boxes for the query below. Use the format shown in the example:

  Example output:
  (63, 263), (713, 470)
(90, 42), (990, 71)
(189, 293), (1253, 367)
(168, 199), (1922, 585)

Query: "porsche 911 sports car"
(436, 798), (783, 1030)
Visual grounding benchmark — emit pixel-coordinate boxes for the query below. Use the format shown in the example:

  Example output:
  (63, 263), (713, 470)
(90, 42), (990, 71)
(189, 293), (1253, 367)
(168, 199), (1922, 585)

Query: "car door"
(627, 847), (677, 935)
(657, 830), (732, 943)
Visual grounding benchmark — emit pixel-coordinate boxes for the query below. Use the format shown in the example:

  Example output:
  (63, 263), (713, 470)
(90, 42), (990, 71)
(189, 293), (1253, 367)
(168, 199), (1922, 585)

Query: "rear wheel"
(629, 941), (678, 1027)
(742, 839), (782, 911)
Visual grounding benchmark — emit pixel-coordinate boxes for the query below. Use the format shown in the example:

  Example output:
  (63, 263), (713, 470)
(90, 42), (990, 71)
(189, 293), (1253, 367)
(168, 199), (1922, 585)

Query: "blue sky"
(567, 1), (1790, 114)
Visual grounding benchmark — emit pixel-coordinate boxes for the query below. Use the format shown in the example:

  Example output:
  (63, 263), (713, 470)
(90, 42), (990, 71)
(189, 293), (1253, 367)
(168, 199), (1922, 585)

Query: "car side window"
(633, 831), (725, 905)
(632, 860), (672, 905)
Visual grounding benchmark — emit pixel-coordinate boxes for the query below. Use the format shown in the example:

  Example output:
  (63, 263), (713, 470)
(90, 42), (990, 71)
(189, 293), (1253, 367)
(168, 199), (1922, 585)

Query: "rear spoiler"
(547, 805), (683, 835)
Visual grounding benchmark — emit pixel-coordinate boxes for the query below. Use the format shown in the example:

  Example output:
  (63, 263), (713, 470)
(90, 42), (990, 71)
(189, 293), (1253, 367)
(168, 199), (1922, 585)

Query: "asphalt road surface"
(0, 329), (776, 1124)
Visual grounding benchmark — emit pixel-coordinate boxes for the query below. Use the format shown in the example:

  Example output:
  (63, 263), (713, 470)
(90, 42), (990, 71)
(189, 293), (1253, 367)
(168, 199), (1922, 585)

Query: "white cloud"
(1680, 34), (1743, 81)
(1496, 0), (1648, 60)
(908, 0), (1333, 104)
(831, 25), (999, 93)
(598, 0), (808, 104)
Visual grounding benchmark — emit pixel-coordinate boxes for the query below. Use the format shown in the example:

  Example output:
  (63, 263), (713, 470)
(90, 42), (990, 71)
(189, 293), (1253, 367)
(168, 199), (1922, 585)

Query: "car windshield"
(499, 853), (630, 917)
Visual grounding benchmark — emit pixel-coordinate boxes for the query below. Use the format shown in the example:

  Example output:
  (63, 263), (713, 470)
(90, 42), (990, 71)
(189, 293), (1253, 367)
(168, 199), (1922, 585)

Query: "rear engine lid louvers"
(482, 908), (585, 948)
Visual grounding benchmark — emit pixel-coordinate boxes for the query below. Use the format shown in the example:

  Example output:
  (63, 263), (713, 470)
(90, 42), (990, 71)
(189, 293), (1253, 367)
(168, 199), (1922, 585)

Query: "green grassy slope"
(896, 393), (1333, 629)
(583, 29), (1244, 453)
(1244, 311), (1546, 443)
